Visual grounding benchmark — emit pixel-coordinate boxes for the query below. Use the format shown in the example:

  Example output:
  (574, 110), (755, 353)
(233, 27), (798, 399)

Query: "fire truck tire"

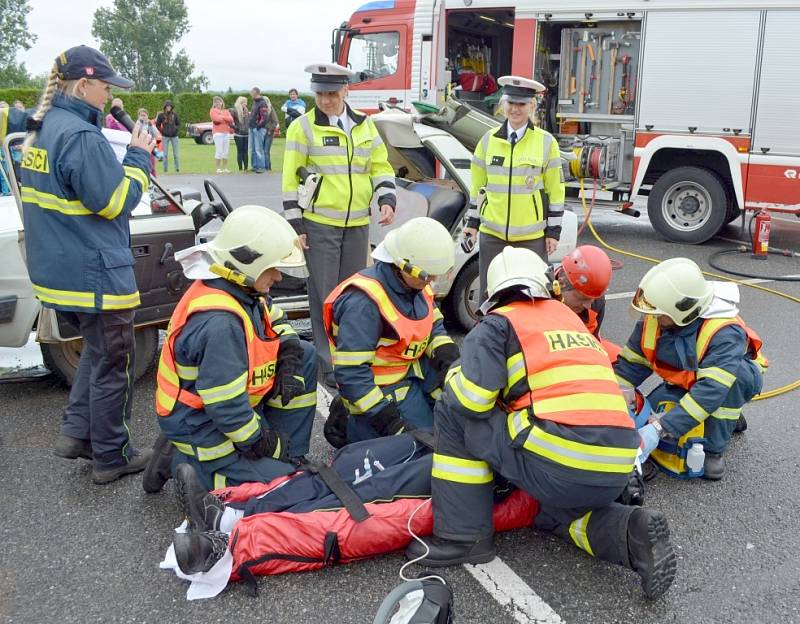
(41, 326), (160, 387)
(648, 166), (728, 244)
(446, 258), (480, 332)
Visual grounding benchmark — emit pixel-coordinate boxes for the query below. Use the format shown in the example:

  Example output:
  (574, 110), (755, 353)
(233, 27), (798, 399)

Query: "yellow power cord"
(579, 179), (800, 400)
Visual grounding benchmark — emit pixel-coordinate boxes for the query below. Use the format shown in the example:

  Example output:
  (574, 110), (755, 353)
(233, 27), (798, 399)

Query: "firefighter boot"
(626, 508), (677, 599)
(733, 414), (748, 434)
(92, 449), (153, 484)
(405, 535), (496, 567)
(54, 434), (92, 460)
(616, 469), (645, 506)
(174, 530), (229, 575)
(175, 463), (225, 531)
(142, 433), (175, 493)
(702, 452), (725, 480)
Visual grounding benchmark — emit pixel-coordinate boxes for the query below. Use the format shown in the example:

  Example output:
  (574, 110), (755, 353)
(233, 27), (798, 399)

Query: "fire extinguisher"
(752, 210), (771, 258)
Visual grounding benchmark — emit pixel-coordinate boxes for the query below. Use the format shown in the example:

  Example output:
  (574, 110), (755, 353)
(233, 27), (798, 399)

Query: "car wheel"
(194, 137), (203, 145)
(41, 326), (160, 387)
(446, 258), (480, 332)
(201, 131), (213, 146)
(647, 166), (728, 244)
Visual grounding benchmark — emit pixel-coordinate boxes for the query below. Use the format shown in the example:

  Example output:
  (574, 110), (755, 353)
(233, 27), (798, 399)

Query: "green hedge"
(0, 88), (314, 138)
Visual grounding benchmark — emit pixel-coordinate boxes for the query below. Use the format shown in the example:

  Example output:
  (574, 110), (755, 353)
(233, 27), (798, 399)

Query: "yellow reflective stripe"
(696, 318), (737, 360)
(523, 427), (637, 473)
(267, 304), (284, 323)
(712, 406), (742, 420)
(20, 187), (92, 215)
(352, 385), (385, 414)
(158, 360), (180, 386)
(374, 366), (411, 386)
(187, 294), (254, 342)
(273, 323), (296, 337)
(429, 387), (442, 401)
(619, 345), (651, 368)
(0, 108), (7, 140)
(332, 350), (375, 366)
(529, 364), (617, 391)
(433, 307), (444, 322)
(156, 387), (177, 413)
(393, 386), (410, 403)
(266, 390), (317, 410)
(642, 316), (658, 351)
(223, 412), (261, 442)
(377, 337), (396, 347)
(697, 366), (736, 388)
(616, 374), (635, 388)
(171, 440), (195, 456)
(351, 278), (399, 322)
(445, 365), (460, 385)
(32, 283), (95, 308)
(271, 436), (282, 460)
(214, 473), (227, 489)
(431, 453), (493, 484)
(101, 291), (141, 310)
(679, 393), (709, 423)
(97, 176), (130, 220)
(569, 511), (595, 556)
(534, 392), (628, 416)
(426, 334), (454, 357)
(196, 439), (235, 461)
(447, 372), (498, 413)
(123, 165), (149, 192)
(506, 408), (531, 439)
(197, 371), (248, 405)
(176, 362), (199, 380)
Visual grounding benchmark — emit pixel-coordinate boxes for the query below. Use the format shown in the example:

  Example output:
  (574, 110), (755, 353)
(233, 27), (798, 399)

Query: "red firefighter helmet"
(559, 245), (612, 299)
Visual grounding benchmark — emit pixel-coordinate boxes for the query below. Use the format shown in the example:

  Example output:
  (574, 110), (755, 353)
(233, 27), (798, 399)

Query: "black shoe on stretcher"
(405, 535), (496, 567)
(627, 508), (677, 599)
(175, 463), (225, 532)
(174, 530), (229, 575)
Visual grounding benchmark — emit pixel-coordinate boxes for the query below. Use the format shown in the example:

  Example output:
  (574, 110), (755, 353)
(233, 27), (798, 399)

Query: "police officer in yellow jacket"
(406, 247), (677, 599)
(463, 76), (566, 300)
(282, 63), (397, 385)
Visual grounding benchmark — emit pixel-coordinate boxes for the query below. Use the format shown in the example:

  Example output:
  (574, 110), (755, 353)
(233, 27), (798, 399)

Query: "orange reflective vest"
(491, 300), (637, 475)
(323, 273), (434, 386)
(155, 281), (281, 416)
(639, 315), (768, 391)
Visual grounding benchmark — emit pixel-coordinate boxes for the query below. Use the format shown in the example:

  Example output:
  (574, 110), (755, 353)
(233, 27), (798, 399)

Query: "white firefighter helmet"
(207, 205), (307, 285)
(631, 257), (713, 325)
(484, 246), (551, 310)
(375, 217), (455, 279)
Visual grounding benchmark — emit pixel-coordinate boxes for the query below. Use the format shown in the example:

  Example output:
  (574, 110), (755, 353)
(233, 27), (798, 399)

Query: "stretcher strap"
(305, 462), (371, 522)
(408, 429), (435, 450)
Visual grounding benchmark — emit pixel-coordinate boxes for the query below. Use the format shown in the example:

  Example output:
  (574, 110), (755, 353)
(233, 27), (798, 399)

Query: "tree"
(91, 0), (208, 92)
(0, 0), (37, 87)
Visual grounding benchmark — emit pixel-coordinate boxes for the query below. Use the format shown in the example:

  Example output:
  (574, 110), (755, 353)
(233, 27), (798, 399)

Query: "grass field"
(159, 138), (286, 176)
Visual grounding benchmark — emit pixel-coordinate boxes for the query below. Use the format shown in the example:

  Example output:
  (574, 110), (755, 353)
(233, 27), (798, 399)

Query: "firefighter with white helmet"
(615, 258), (768, 480)
(322, 217), (459, 446)
(463, 75), (566, 301)
(406, 246), (677, 600)
(143, 206), (318, 492)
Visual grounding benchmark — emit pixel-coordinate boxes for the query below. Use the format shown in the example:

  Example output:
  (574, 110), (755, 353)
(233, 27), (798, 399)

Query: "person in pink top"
(210, 96), (234, 173)
(105, 97), (128, 130)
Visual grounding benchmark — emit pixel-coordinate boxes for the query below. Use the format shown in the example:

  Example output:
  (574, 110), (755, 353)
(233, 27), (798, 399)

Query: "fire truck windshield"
(347, 31), (399, 83)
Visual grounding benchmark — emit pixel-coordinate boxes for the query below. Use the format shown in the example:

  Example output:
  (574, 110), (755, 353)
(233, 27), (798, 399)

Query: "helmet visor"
(275, 239), (309, 278)
(631, 288), (660, 315)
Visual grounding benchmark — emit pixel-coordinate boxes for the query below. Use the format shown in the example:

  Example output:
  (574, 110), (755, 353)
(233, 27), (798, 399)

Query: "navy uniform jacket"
(0, 106), (30, 140)
(158, 279), (299, 471)
(20, 92), (150, 313)
(614, 318), (762, 439)
(331, 262), (453, 417)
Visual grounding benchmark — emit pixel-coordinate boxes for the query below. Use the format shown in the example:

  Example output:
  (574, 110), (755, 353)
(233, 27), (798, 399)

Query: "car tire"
(41, 326), (160, 387)
(647, 166), (728, 244)
(194, 137), (203, 145)
(446, 258), (480, 333)
(201, 131), (213, 146)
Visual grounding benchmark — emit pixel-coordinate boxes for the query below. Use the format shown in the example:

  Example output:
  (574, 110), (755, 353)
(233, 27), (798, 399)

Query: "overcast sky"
(19, 0), (360, 91)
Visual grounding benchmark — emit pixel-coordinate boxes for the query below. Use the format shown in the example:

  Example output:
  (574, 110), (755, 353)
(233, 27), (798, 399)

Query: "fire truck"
(332, 0), (800, 244)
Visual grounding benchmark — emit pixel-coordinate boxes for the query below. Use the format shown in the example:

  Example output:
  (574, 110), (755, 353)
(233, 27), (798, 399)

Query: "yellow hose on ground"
(578, 179), (800, 400)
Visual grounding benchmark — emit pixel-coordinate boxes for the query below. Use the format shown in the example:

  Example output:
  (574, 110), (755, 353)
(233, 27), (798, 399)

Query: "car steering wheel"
(203, 178), (233, 218)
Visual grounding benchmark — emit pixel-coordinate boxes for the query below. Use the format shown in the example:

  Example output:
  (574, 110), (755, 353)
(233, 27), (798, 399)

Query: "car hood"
(418, 96), (501, 152)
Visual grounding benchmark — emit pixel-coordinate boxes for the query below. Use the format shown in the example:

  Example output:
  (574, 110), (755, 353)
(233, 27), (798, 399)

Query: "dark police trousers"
(432, 401), (636, 567)
(60, 310), (136, 469)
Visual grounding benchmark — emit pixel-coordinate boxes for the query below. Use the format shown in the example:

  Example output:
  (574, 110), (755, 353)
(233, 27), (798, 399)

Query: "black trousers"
(60, 310), (136, 468)
(234, 135), (249, 171)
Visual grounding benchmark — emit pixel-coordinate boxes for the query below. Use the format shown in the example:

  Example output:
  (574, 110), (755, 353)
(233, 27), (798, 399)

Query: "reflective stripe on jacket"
(20, 92), (150, 313)
(469, 121), (565, 242)
(281, 105), (395, 229)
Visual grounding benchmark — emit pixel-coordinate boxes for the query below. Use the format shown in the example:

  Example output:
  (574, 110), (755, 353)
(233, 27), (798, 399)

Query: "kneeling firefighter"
(322, 217), (460, 446)
(144, 206), (318, 492)
(405, 246), (677, 600)
(615, 258), (767, 481)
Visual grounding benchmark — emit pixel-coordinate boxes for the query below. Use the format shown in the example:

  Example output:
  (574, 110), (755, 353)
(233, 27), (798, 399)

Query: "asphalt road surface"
(2, 172), (799, 623)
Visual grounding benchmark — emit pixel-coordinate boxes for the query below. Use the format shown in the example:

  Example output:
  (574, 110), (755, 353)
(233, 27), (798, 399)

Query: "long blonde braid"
(22, 64), (63, 153)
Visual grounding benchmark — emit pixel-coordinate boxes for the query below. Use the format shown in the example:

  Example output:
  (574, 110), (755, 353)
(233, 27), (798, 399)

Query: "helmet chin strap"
(394, 259), (430, 282)
(209, 262), (256, 289)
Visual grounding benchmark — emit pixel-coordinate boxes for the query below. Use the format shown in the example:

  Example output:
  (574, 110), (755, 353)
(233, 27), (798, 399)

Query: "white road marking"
(316, 383), (565, 623)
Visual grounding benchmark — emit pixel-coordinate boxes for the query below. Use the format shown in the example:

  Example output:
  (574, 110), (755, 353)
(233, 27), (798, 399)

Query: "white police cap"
(304, 63), (355, 93)
(498, 76), (546, 103)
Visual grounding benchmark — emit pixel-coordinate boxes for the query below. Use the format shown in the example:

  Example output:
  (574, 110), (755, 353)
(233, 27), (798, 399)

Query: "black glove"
(370, 401), (412, 437)
(323, 394), (350, 449)
(238, 429), (287, 462)
(275, 341), (305, 406)
(430, 342), (460, 388)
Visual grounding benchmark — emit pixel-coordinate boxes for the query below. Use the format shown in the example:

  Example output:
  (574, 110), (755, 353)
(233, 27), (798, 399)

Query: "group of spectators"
(105, 98), (180, 175)
(211, 87), (306, 174)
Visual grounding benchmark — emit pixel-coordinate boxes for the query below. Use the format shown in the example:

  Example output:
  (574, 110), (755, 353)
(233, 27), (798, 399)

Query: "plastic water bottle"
(686, 443), (705, 476)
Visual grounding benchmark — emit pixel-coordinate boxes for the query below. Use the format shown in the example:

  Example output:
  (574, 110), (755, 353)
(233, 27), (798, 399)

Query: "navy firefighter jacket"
(20, 91), (151, 313)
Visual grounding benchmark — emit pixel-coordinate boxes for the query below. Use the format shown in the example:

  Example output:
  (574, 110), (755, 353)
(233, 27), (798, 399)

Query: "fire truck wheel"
(41, 326), (160, 387)
(648, 166), (728, 244)
(446, 258), (480, 332)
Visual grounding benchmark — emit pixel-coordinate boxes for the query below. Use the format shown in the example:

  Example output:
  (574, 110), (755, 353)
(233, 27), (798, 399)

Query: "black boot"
(616, 469), (645, 506)
(642, 459), (659, 482)
(405, 535), (496, 567)
(175, 463), (225, 531)
(733, 413), (748, 433)
(142, 433), (175, 493)
(54, 434), (92, 460)
(627, 508), (677, 599)
(174, 530), (229, 575)
(702, 452), (725, 480)
(92, 449), (153, 484)
(324, 394), (349, 449)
